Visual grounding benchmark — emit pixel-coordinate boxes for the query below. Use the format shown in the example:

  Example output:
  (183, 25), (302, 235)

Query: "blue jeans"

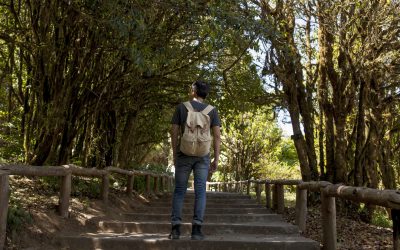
(171, 153), (210, 226)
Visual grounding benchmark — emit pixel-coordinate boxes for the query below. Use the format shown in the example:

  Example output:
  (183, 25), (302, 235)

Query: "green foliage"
(0, 133), (24, 162)
(260, 137), (301, 180)
(34, 176), (102, 198)
(7, 196), (32, 235)
(36, 177), (60, 195)
(71, 177), (101, 199)
(0, 95), (24, 162)
(217, 107), (300, 182)
(132, 175), (148, 194)
(277, 137), (299, 167)
(371, 209), (392, 229)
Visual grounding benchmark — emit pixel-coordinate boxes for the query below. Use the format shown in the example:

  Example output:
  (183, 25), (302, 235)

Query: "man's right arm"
(171, 124), (180, 165)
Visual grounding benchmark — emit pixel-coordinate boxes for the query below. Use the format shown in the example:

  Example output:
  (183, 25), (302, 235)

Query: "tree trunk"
(30, 131), (55, 165)
(117, 111), (137, 169)
(302, 4), (319, 181)
(285, 85), (311, 181)
(333, 114), (348, 183)
(317, 0), (335, 182)
(354, 80), (366, 186)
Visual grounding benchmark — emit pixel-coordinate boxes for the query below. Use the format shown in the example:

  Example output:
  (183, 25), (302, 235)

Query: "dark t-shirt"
(171, 100), (221, 131)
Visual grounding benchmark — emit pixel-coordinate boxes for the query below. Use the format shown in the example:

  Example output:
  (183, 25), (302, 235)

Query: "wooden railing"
(0, 163), (173, 250)
(207, 179), (400, 250)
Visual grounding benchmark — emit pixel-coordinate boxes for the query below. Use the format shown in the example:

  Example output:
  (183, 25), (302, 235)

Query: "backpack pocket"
(180, 130), (211, 157)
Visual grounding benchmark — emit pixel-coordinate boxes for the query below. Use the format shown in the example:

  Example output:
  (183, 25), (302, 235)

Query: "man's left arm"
(210, 125), (221, 173)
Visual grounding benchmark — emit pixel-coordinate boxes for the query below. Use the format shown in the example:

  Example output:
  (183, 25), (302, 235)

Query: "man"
(169, 80), (221, 240)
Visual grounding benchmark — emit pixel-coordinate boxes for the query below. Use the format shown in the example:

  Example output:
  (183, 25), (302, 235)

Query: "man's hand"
(209, 160), (218, 173)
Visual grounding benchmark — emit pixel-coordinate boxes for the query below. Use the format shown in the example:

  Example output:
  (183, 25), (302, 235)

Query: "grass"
(371, 208), (392, 228)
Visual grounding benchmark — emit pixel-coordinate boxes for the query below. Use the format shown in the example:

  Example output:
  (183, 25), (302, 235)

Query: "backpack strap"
(183, 101), (194, 112)
(201, 105), (214, 115)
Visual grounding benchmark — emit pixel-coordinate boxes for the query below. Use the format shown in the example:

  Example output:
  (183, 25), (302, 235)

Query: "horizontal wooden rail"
(214, 178), (400, 250)
(0, 163), (173, 250)
(0, 164), (70, 176)
(322, 184), (400, 210)
(206, 181), (248, 193)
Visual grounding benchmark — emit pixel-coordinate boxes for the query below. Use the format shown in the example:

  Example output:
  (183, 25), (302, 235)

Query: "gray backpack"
(180, 101), (214, 156)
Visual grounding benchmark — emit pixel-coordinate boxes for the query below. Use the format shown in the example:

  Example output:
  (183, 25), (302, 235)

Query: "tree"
(0, 0), (265, 170)
(254, 0), (319, 181)
(219, 108), (283, 181)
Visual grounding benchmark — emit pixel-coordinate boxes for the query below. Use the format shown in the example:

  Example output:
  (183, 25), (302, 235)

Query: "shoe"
(168, 224), (180, 240)
(191, 224), (205, 240)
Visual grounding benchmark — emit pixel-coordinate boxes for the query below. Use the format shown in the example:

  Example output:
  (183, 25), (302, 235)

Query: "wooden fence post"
(0, 170), (10, 250)
(166, 176), (169, 192)
(127, 175), (134, 197)
(276, 184), (285, 214)
(265, 183), (271, 209)
(59, 173), (71, 218)
(161, 176), (166, 193)
(101, 173), (109, 203)
(392, 209), (400, 250)
(256, 183), (261, 204)
(153, 176), (159, 193)
(295, 187), (307, 232)
(247, 180), (251, 195)
(321, 189), (336, 250)
(272, 184), (278, 210)
(146, 175), (151, 193)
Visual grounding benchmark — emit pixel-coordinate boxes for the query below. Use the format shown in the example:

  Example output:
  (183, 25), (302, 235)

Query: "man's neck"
(192, 97), (204, 103)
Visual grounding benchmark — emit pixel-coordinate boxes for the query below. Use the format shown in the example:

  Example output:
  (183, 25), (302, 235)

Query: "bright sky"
(278, 110), (293, 137)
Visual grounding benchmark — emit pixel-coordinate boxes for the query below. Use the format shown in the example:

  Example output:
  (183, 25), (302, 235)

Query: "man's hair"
(192, 80), (210, 99)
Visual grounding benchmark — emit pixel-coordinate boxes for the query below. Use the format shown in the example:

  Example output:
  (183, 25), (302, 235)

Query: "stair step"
(57, 192), (319, 249)
(133, 207), (271, 214)
(97, 221), (300, 235)
(163, 192), (252, 200)
(123, 213), (283, 223)
(151, 199), (259, 205)
(148, 203), (264, 209)
(59, 233), (319, 250)
(158, 195), (253, 200)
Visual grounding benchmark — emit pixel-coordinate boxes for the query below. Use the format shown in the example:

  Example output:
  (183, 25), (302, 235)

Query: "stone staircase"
(60, 191), (319, 249)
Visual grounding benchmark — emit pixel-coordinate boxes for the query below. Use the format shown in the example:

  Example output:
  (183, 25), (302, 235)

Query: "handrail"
(0, 163), (173, 250)
(209, 179), (400, 250)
